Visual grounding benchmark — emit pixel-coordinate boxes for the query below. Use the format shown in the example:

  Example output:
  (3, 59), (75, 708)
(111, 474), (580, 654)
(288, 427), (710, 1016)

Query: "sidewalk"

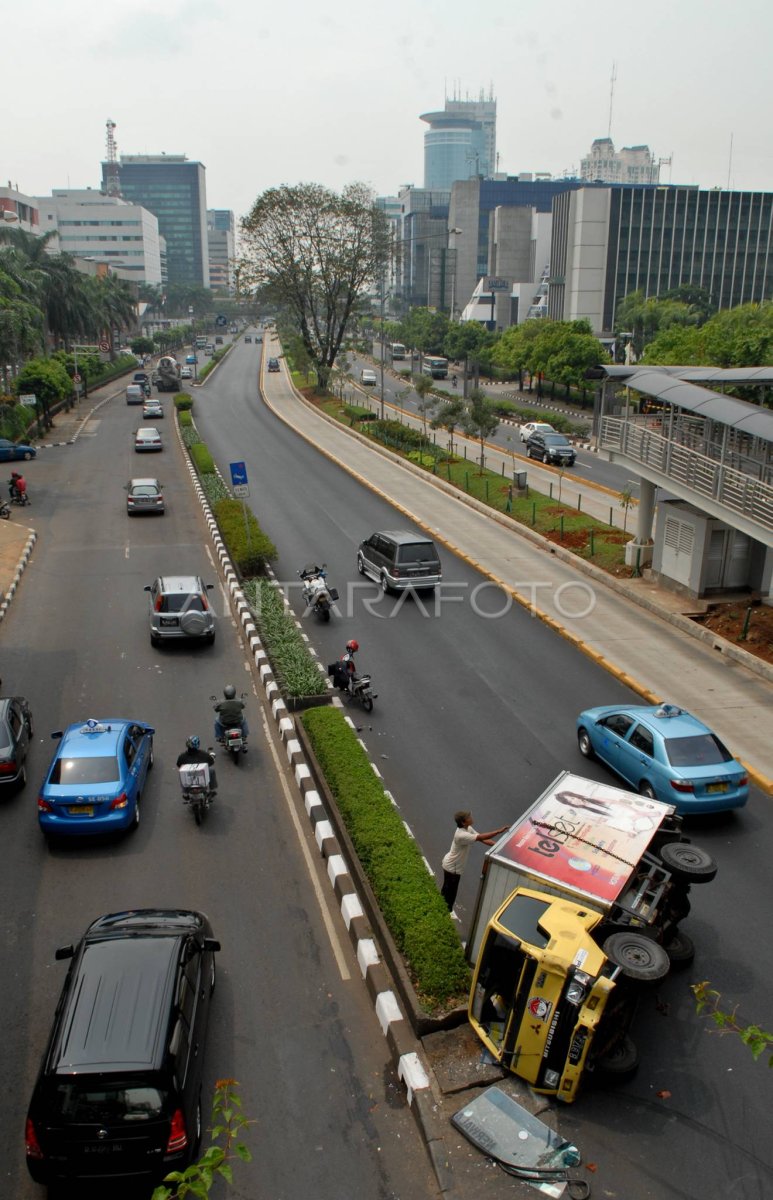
(264, 336), (773, 789)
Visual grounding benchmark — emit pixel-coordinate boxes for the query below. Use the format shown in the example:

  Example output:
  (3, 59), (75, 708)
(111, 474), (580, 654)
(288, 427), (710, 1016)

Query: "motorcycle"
(210, 693), (248, 764)
(178, 754), (217, 825)
(299, 563), (338, 623)
(9, 486), (30, 507)
(349, 673), (377, 713)
(0, 499), (10, 520)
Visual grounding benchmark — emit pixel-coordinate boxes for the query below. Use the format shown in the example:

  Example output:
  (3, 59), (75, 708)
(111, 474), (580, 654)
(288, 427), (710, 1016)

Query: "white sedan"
(134, 426), (163, 453)
(180, 366), (193, 380)
(519, 420), (556, 443)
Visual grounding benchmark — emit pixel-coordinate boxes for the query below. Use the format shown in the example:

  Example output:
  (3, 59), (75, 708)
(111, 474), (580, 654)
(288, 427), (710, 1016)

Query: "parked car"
(525, 431), (576, 466)
(360, 369), (377, 386)
(0, 695), (33, 789)
(144, 575), (216, 644)
(519, 420), (556, 443)
(37, 717), (155, 837)
(25, 909), (220, 1187)
(267, 357), (280, 372)
(143, 399), (164, 420)
(135, 426), (162, 452)
(576, 702), (750, 814)
(0, 437), (36, 462)
(357, 530), (442, 593)
(126, 477), (165, 515)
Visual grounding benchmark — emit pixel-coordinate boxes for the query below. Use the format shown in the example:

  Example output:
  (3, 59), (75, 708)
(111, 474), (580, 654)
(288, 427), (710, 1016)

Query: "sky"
(4, 0), (772, 227)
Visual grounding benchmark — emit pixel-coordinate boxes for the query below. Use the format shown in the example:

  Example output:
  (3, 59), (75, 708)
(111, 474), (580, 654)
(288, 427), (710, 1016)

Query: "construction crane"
(105, 119), (121, 198)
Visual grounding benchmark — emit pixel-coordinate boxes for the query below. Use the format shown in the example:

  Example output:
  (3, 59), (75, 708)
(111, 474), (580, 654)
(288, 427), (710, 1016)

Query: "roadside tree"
(430, 395), (466, 457)
(463, 389), (500, 473)
(240, 182), (390, 392)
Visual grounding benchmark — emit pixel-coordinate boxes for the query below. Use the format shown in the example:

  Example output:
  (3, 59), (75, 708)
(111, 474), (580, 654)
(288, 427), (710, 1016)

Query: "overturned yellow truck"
(467, 772), (716, 1102)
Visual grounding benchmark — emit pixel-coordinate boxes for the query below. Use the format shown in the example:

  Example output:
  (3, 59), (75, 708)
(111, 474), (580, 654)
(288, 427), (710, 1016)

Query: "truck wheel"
(577, 727), (594, 759)
(660, 842), (717, 884)
(594, 1034), (640, 1080)
(665, 929), (695, 966)
(603, 932), (670, 981)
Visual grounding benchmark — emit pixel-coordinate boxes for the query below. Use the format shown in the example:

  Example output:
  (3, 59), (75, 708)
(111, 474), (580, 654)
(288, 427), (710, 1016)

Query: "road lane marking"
(260, 708), (351, 980)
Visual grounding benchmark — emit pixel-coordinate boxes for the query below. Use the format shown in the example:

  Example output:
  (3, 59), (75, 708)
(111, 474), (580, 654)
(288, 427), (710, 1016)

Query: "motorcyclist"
(341, 639), (359, 688)
(213, 684), (248, 747)
(176, 735), (218, 792)
(9, 472), (26, 502)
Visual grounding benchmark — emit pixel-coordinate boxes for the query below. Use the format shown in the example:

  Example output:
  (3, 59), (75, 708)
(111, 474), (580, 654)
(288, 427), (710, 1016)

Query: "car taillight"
(109, 792), (129, 811)
(0, 759), (17, 774)
(738, 774), (748, 787)
(25, 1118), (43, 1159)
(166, 1107), (188, 1153)
(200, 594), (209, 609)
(155, 595), (163, 611)
(37, 796), (53, 812)
(670, 780), (695, 793)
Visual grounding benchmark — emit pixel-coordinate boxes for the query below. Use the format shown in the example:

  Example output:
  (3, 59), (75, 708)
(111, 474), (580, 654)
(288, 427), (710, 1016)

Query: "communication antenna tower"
(607, 62), (617, 139)
(105, 119), (121, 197)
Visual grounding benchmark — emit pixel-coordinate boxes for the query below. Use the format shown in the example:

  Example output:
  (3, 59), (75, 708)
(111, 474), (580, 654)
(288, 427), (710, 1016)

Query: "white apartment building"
(36, 189), (162, 285)
(580, 138), (660, 185)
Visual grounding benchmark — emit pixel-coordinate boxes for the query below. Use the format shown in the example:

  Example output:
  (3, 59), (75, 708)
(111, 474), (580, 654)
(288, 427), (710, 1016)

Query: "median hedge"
(211, 499), (277, 575)
(302, 706), (471, 1011)
(242, 579), (326, 699)
(190, 442), (215, 475)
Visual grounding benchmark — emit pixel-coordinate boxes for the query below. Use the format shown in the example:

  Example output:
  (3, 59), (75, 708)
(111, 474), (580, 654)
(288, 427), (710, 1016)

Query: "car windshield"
(48, 1080), (167, 1123)
(399, 544), (436, 564)
(50, 755), (120, 784)
(544, 435), (570, 445)
(665, 733), (733, 768)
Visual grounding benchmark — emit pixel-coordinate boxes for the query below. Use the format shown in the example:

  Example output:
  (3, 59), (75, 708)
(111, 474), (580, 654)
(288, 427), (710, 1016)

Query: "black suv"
(25, 909), (220, 1188)
(357, 530), (442, 593)
(525, 431), (576, 466)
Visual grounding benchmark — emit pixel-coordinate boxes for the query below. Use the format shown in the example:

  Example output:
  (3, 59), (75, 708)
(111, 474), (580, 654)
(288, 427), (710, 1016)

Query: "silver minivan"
(126, 384), (144, 404)
(357, 530), (442, 593)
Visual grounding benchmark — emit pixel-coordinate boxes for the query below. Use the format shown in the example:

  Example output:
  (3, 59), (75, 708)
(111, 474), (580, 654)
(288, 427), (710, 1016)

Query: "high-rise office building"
(101, 155), (209, 287)
(36, 189), (162, 285)
(580, 138), (661, 185)
(207, 209), (235, 291)
(549, 184), (773, 333)
(420, 91), (497, 190)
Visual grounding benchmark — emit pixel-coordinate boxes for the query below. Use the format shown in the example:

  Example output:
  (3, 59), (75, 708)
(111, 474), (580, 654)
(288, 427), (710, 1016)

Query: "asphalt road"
(0, 377), (437, 1199)
(192, 337), (773, 1200)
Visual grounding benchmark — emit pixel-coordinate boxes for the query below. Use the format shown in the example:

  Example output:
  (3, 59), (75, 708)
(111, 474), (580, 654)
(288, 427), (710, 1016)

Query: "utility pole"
(379, 274), (386, 420)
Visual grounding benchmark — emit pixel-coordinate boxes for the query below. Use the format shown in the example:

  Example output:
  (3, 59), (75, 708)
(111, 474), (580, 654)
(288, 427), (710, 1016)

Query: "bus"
(389, 342), (407, 361)
(422, 356), (448, 379)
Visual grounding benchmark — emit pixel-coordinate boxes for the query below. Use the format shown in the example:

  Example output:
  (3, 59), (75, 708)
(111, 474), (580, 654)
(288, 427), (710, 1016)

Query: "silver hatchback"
(144, 575), (216, 645)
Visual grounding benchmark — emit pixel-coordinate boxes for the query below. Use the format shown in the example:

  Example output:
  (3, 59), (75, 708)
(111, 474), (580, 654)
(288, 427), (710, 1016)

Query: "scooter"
(349, 673), (377, 713)
(211, 694), (248, 763)
(178, 755), (217, 825)
(299, 563), (338, 623)
(9, 487), (30, 507)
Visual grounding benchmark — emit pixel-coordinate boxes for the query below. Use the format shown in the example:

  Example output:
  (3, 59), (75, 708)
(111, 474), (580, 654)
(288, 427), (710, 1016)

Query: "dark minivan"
(357, 529), (442, 593)
(25, 909), (220, 1188)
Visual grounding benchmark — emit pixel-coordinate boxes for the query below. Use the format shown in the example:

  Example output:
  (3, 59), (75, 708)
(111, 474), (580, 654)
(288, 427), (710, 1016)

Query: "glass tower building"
(101, 155), (209, 287)
(420, 94), (497, 190)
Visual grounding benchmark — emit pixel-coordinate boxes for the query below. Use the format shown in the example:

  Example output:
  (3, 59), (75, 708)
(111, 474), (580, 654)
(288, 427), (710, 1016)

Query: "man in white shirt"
(440, 810), (509, 911)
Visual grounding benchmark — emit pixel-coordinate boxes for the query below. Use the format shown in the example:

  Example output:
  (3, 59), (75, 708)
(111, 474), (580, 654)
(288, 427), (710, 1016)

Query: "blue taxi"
(576, 703), (749, 814)
(38, 718), (155, 838)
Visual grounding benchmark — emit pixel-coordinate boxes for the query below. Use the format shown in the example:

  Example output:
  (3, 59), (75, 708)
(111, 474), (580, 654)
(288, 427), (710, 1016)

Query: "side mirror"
(51, 730), (63, 740)
(55, 944), (75, 961)
(206, 583), (214, 591)
(203, 938), (221, 954)
(143, 585), (151, 592)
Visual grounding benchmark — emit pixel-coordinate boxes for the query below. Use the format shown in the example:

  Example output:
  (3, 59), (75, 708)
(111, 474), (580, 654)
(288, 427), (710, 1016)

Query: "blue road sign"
(230, 461), (248, 488)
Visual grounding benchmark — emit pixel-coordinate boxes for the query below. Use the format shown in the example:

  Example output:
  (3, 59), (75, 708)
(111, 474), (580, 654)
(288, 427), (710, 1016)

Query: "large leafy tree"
(240, 182), (390, 391)
(643, 302), (773, 371)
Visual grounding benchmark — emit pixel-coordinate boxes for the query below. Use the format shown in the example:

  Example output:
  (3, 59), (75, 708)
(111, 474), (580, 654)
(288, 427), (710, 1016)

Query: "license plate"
(160, 617), (178, 627)
(706, 782), (728, 794)
(84, 1143), (123, 1154)
(69, 805), (94, 815)
(568, 1031), (587, 1064)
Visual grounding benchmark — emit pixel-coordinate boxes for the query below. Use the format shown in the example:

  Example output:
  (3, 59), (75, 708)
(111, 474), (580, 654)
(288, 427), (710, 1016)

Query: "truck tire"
(660, 842), (717, 884)
(594, 1034), (640, 1080)
(665, 929), (695, 966)
(603, 932), (670, 982)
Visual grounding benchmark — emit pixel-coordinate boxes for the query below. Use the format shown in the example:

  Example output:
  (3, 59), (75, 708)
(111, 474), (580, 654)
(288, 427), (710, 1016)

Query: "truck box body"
(468, 771), (676, 965)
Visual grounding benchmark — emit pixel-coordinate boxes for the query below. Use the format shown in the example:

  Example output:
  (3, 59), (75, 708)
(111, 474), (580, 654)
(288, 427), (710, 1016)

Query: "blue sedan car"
(0, 437), (36, 462)
(576, 703), (749, 814)
(38, 718), (155, 838)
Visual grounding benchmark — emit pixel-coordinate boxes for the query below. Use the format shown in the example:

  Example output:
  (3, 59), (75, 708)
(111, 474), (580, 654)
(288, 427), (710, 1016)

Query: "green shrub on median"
(242, 579), (326, 698)
(178, 409), (192, 428)
(212, 500), (277, 576)
(301, 706), (471, 1011)
(174, 393), (194, 411)
(190, 442), (215, 475)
